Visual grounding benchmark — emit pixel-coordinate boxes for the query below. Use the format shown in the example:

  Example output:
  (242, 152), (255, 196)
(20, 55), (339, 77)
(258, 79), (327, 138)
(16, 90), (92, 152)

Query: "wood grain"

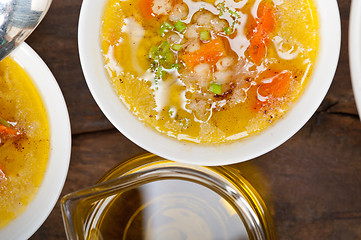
(26, 0), (361, 239)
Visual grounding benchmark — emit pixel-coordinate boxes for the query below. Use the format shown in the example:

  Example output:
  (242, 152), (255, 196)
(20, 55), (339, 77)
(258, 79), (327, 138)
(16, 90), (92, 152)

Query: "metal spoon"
(0, 0), (52, 61)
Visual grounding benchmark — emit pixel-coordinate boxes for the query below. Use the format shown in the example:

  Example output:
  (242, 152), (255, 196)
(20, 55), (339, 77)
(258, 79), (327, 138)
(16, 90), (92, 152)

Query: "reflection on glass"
(87, 180), (248, 240)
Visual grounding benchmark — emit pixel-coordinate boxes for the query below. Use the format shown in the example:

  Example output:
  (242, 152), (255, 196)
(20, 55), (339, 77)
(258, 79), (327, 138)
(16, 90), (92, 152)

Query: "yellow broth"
(101, 0), (319, 143)
(0, 57), (49, 228)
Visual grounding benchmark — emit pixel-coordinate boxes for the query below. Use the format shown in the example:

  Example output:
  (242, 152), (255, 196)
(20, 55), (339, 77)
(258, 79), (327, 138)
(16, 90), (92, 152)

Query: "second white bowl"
(0, 43), (71, 240)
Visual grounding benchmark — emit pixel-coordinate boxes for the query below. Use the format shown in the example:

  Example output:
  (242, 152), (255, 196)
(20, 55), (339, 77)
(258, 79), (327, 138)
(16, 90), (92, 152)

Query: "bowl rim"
(78, 0), (340, 166)
(0, 43), (71, 239)
(349, 0), (361, 119)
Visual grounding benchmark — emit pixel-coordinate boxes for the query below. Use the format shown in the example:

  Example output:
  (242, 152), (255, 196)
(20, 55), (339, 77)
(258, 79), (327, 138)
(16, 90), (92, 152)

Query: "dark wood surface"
(26, 0), (361, 239)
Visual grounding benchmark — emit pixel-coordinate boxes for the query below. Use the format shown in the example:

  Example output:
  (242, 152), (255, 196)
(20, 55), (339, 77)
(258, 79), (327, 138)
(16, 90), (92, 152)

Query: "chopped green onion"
(171, 44), (183, 51)
(150, 42), (171, 60)
(0, 117), (11, 128)
(159, 22), (174, 36)
(175, 21), (186, 33)
(209, 83), (222, 94)
(149, 45), (158, 59)
(159, 41), (171, 54)
(224, 27), (232, 35)
(163, 52), (173, 63)
(200, 30), (211, 41)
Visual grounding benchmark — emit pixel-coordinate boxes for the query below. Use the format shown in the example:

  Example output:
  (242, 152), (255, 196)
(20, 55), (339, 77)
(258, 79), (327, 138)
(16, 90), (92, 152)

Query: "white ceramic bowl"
(78, 0), (340, 166)
(0, 43), (71, 239)
(350, 0), (361, 119)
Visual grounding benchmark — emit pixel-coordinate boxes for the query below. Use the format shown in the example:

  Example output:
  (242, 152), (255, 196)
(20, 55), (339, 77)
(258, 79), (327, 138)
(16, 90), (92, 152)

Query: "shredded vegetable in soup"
(0, 57), (49, 228)
(101, 0), (319, 143)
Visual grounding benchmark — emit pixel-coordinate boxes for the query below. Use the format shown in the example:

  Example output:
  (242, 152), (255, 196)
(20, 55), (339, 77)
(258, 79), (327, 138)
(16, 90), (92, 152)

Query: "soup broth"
(0, 57), (49, 228)
(101, 0), (319, 143)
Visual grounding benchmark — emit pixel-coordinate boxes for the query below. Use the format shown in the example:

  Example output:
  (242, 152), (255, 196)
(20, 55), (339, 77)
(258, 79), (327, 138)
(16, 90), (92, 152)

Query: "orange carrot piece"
(181, 38), (227, 70)
(252, 71), (293, 112)
(138, 0), (155, 20)
(248, 1), (276, 65)
(0, 124), (20, 138)
(257, 1), (276, 34)
(258, 71), (292, 98)
(249, 31), (267, 66)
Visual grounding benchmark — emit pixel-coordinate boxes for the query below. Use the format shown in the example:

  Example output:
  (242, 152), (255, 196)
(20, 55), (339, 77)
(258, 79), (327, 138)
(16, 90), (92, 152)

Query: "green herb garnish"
(224, 27), (232, 35)
(149, 41), (180, 81)
(0, 117), (11, 128)
(216, 1), (240, 34)
(155, 66), (166, 80)
(228, 9), (240, 18)
(209, 83), (222, 94)
(216, 2), (226, 16)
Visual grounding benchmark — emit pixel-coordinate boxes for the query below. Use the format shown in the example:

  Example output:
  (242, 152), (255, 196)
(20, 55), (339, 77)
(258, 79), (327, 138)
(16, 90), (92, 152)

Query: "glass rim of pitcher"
(61, 153), (275, 240)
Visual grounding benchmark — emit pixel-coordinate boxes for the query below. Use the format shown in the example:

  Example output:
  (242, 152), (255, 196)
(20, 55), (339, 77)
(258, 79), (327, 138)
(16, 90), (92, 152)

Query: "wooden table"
(28, 0), (360, 239)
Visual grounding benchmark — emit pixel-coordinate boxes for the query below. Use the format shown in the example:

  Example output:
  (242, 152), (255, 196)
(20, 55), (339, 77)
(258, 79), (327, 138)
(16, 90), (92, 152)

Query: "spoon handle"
(0, 0), (52, 61)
